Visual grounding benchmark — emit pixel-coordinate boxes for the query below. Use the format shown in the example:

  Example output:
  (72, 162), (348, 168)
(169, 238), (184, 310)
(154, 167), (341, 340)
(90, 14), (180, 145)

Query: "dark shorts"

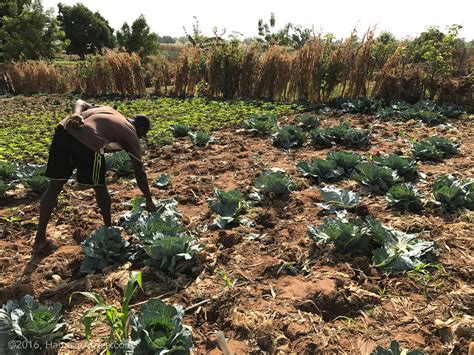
(45, 125), (106, 186)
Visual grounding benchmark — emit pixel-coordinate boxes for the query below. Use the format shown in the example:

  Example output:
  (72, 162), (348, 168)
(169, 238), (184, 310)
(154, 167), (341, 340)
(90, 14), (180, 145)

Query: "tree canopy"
(117, 15), (159, 59)
(57, 3), (115, 58)
(0, 0), (65, 61)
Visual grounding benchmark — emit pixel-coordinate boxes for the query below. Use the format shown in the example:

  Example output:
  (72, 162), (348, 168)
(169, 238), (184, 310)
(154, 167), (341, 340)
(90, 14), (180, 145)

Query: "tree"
(57, 3), (115, 58)
(158, 35), (176, 44)
(371, 31), (397, 72)
(117, 15), (158, 59)
(0, 0), (31, 20)
(257, 13), (312, 49)
(0, 0), (66, 61)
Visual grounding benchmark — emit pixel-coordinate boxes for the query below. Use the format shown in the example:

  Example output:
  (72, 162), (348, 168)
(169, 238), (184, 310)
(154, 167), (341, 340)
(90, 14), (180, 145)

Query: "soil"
(0, 113), (473, 354)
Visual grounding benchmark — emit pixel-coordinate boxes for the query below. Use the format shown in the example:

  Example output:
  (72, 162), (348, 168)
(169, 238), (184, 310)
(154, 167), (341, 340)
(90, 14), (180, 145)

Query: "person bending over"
(34, 99), (157, 251)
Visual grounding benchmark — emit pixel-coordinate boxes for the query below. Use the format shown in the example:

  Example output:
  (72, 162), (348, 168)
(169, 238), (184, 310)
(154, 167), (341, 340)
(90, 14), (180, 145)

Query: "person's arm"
(65, 100), (94, 129)
(130, 156), (157, 212)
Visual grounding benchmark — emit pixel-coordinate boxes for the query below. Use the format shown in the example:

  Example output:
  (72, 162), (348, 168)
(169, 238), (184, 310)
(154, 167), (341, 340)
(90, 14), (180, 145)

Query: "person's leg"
(93, 185), (111, 227)
(35, 179), (66, 242)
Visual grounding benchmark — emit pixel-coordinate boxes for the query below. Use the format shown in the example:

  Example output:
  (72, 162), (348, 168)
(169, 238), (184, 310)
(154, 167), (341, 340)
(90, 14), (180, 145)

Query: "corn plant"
(70, 271), (143, 352)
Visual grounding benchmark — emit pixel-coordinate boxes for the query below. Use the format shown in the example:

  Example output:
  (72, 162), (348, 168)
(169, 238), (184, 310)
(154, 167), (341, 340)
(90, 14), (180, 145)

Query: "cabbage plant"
(0, 179), (13, 199)
(273, 125), (306, 149)
(143, 235), (204, 275)
(254, 170), (293, 197)
(319, 186), (361, 212)
(106, 151), (134, 176)
(241, 114), (277, 136)
(25, 175), (49, 195)
(375, 154), (418, 181)
(352, 162), (398, 193)
(367, 218), (435, 271)
(209, 189), (245, 229)
(0, 295), (71, 353)
(412, 137), (458, 162)
(386, 183), (422, 212)
(432, 175), (473, 210)
(170, 123), (191, 137)
(0, 161), (16, 180)
(80, 227), (139, 273)
(154, 173), (171, 188)
(297, 113), (320, 130)
(327, 151), (363, 175)
(124, 299), (193, 354)
(308, 216), (370, 253)
(371, 340), (424, 355)
(310, 128), (334, 148)
(189, 131), (214, 147)
(297, 158), (345, 182)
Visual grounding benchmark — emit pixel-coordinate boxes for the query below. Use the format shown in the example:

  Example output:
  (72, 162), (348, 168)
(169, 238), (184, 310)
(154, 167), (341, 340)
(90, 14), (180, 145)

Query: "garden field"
(0, 95), (473, 354)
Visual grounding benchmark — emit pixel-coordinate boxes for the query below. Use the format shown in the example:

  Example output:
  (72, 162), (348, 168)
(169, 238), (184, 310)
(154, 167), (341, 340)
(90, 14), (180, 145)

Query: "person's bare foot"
(32, 238), (55, 254)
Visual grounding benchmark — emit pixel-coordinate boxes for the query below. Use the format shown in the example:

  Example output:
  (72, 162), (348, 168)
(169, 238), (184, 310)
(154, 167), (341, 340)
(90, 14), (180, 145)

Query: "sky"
(42, 0), (474, 40)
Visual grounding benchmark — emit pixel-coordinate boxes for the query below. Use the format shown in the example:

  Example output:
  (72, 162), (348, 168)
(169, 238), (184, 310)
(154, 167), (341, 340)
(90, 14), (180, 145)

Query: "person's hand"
(65, 114), (84, 129)
(146, 198), (157, 212)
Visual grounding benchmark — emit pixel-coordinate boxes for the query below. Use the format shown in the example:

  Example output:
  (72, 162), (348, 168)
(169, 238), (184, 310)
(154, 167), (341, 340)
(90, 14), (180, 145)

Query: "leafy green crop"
(0, 161), (16, 180)
(25, 175), (49, 195)
(418, 110), (447, 125)
(170, 123), (191, 137)
(189, 131), (215, 147)
(125, 299), (193, 354)
(371, 340), (424, 355)
(273, 125), (306, 149)
(432, 175), (473, 210)
(80, 227), (138, 273)
(352, 162), (398, 193)
(254, 170), (293, 196)
(308, 217), (370, 253)
(154, 173), (171, 188)
(367, 218), (435, 271)
(386, 183), (422, 212)
(412, 137), (458, 161)
(0, 295), (71, 353)
(327, 151), (363, 175)
(209, 189), (245, 229)
(106, 151), (134, 176)
(297, 158), (345, 182)
(143, 235), (204, 275)
(297, 113), (320, 130)
(319, 186), (361, 212)
(310, 128), (334, 148)
(0, 179), (12, 199)
(375, 154), (418, 181)
(241, 114), (278, 135)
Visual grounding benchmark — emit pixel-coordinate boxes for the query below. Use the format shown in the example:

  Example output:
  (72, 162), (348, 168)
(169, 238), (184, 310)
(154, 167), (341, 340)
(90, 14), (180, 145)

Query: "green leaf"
(154, 173), (171, 188)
